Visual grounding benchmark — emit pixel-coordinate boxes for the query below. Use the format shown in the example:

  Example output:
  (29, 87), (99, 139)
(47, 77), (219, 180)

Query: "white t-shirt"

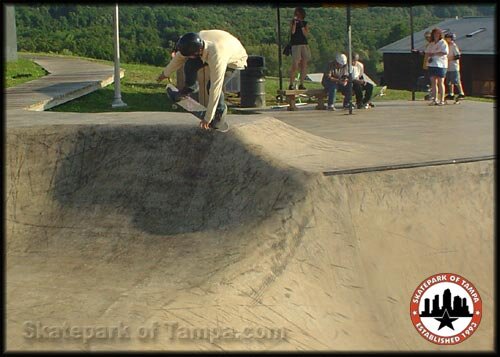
(351, 61), (364, 80)
(447, 42), (461, 72)
(425, 39), (449, 69)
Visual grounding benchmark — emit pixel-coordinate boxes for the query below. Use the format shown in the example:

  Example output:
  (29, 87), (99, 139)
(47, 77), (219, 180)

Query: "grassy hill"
(14, 4), (495, 81)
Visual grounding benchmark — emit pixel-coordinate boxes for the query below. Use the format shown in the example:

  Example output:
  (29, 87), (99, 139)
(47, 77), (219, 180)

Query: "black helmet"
(176, 32), (204, 56)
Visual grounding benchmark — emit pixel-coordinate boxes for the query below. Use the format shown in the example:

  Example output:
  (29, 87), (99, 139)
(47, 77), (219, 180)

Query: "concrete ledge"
(6, 54), (124, 111)
(27, 69), (124, 111)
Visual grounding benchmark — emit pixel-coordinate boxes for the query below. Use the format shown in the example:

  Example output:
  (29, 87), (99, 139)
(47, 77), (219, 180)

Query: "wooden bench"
(277, 89), (327, 111)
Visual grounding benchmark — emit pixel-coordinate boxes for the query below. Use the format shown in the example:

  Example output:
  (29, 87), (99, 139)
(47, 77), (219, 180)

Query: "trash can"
(240, 55), (266, 108)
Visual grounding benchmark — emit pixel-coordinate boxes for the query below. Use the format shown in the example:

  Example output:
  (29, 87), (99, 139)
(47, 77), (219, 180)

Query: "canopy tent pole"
(112, 4), (127, 108)
(277, 4), (283, 99)
(346, 5), (353, 115)
(410, 6), (416, 101)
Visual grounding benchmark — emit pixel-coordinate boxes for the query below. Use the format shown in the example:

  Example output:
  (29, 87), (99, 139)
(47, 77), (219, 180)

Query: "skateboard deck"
(166, 83), (229, 132)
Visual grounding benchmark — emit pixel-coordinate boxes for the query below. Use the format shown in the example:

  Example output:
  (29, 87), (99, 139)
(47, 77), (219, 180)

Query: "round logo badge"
(410, 273), (482, 345)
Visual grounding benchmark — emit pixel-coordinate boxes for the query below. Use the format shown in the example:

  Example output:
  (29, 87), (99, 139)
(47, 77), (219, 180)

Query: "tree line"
(15, 4), (494, 80)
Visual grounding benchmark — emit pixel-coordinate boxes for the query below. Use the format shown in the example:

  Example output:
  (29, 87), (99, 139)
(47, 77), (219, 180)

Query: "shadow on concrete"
(51, 125), (303, 236)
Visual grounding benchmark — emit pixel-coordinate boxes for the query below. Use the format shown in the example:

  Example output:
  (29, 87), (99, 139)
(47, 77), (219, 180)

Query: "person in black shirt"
(288, 7), (311, 90)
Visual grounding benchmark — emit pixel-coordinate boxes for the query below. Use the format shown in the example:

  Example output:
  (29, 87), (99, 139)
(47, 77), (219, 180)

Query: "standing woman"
(425, 28), (449, 106)
(288, 7), (311, 90)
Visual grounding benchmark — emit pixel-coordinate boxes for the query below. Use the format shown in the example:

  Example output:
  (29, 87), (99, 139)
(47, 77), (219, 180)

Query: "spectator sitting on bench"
(321, 53), (349, 111)
(351, 53), (374, 109)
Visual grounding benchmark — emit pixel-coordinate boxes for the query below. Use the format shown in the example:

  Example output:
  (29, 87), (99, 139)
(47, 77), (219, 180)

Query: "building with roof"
(379, 16), (495, 97)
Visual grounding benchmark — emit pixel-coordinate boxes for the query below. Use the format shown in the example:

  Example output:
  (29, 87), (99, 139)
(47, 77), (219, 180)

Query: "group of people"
(287, 7), (373, 111)
(420, 28), (465, 106)
(155, 9), (469, 130)
(320, 53), (374, 111)
(156, 7), (377, 130)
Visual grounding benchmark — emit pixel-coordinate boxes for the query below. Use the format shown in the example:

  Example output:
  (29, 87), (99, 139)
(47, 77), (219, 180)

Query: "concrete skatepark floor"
(5, 55), (495, 351)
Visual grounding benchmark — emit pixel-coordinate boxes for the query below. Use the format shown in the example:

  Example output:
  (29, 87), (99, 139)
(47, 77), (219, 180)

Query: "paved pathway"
(6, 53), (123, 111)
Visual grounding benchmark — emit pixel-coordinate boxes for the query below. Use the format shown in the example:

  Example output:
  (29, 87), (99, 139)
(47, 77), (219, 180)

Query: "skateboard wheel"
(172, 104), (178, 110)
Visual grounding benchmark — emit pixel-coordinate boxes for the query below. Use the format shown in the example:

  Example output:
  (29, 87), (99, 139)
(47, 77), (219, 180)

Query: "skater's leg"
(206, 80), (228, 129)
(183, 57), (205, 93)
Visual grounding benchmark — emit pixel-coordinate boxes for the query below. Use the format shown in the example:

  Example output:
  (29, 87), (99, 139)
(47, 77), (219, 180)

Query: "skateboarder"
(157, 30), (248, 130)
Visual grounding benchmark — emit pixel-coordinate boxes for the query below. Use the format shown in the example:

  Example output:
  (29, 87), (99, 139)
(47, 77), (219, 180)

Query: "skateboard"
(166, 83), (229, 132)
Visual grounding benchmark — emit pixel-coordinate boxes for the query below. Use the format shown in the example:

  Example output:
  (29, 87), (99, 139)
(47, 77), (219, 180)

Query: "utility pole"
(410, 6), (416, 101)
(347, 5), (353, 115)
(277, 4), (283, 101)
(112, 4), (127, 108)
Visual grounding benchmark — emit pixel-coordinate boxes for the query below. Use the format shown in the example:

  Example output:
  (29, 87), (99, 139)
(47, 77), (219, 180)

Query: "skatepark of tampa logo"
(410, 273), (482, 345)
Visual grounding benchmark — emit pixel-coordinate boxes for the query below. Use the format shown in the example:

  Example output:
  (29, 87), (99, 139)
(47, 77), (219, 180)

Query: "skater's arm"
(204, 54), (228, 123)
(161, 53), (187, 78)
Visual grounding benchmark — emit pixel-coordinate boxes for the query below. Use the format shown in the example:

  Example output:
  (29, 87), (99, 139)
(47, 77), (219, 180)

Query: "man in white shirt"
(351, 53), (374, 109)
(157, 30), (248, 130)
(444, 33), (465, 100)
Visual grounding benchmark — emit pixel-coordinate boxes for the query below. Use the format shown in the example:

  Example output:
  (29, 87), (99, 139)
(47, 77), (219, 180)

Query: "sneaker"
(428, 100), (438, 106)
(367, 102), (375, 108)
(356, 103), (364, 109)
(327, 105), (336, 111)
(445, 94), (455, 100)
(364, 103), (370, 109)
(167, 87), (184, 102)
(437, 101), (445, 106)
(298, 84), (306, 90)
(457, 94), (465, 99)
(288, 84), (295, 90)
